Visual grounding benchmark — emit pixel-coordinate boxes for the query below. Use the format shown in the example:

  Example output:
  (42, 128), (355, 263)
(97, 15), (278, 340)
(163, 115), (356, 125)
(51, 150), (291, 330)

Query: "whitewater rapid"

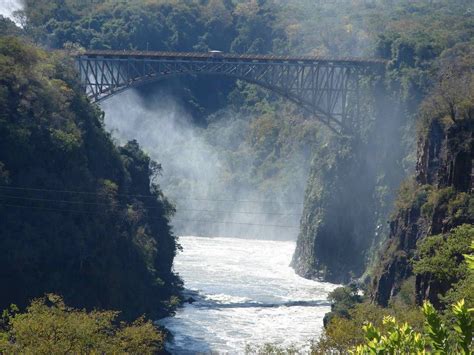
(160, 236), (337, 353)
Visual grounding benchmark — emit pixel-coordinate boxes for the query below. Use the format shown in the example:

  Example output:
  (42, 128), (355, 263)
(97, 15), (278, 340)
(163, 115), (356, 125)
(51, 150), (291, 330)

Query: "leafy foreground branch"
(352, 299), (473, 354)
(0, 294), (165, 354)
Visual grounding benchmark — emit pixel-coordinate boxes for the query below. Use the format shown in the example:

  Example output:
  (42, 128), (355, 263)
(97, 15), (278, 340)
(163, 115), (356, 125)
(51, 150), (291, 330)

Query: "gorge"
(0, 0), (472, 353)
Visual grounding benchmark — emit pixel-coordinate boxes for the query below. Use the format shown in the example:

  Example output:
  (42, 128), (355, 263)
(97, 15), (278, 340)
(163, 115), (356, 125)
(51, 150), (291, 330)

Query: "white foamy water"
(160, 236), (337, 354)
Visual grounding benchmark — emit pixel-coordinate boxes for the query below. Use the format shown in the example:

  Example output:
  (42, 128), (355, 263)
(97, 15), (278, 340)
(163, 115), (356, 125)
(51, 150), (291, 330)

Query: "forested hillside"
(20, 0), (286, 121)
(0, 34), (180, 321)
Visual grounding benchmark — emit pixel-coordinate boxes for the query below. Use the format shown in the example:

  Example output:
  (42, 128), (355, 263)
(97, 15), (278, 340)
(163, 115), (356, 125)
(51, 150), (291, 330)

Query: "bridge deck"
(78, 50), (386, 67)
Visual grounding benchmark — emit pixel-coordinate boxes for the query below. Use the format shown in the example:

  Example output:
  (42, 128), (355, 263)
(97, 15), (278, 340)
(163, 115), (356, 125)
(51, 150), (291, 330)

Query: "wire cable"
(0, 194), (301, 217)
(0, 202), (300, 229)
(0, 185), (304, 205)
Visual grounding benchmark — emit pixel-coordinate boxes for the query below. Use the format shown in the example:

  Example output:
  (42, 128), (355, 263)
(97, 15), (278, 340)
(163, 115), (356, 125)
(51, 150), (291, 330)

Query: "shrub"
(0, 294), (165, 354)
(413, 224), (474, 307)
(323, 284), (364, 326)
(351, 299), (473, 354)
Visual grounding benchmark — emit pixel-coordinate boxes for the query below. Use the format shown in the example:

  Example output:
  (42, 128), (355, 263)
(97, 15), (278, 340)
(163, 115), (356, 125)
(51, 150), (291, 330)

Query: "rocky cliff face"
(372, 117), (473, 306)
(417, 118), (473, 194)
(291, 137), (377, 284)
(291, 82), (409, 284)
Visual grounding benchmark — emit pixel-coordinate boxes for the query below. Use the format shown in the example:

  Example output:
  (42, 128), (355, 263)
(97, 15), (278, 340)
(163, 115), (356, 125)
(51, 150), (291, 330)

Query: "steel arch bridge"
(75, 50), (385, 133)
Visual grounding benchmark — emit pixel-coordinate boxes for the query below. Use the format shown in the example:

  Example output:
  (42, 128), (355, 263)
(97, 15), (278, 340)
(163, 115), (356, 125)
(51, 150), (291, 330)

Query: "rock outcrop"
(291, 137), (377, 284)
(371, 117), (473, 306)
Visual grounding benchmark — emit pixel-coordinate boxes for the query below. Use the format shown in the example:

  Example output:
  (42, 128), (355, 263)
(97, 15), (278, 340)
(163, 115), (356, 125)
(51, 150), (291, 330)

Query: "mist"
(101, 90), (306, 241)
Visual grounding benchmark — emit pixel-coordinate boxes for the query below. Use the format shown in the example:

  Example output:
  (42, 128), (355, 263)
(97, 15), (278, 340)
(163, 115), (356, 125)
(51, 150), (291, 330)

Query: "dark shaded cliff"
(0, 36), (181, 320)
(291, 136), (377, 283)
(291, 74), (410, 284)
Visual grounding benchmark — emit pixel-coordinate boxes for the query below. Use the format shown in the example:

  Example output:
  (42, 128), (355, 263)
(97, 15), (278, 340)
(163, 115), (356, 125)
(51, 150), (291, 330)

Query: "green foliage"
(394, 178), (428, 212)
(0, 16), (21, 37)
(464, 242), (474, 270)
(393, 276), (417, 307)
(353, 316), (425, 354)
(420, 188), (474, 225)
(452, 299), (474, 354)
(413, 225), (473, 282)
(350, 247), (474, 354)
(314, 315), (365, 353)
(324, 285), (364, 326)
(442, 271), (474, 312)
(423, 301), (449, 352)
(413, 224), (474, 308)
(352, 300), (473, 354)
(0, 294), (164, 354)
(313, 301), (424, 354)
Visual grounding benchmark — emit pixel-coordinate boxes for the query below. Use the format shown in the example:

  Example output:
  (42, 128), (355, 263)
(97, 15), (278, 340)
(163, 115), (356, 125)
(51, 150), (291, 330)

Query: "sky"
(0, 0), (23, 24)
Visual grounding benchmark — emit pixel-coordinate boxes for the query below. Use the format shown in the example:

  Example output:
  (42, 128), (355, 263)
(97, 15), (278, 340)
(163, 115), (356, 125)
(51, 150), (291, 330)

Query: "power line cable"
(0, 185), (304, 205)
(0, 194), (301, 217)
(173, 219), (299, 229)
(0, 202), (300, 229)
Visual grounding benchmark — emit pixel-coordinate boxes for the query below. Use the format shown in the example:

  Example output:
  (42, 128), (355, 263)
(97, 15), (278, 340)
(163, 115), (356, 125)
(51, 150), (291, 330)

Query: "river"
(160, 236), (337, 354)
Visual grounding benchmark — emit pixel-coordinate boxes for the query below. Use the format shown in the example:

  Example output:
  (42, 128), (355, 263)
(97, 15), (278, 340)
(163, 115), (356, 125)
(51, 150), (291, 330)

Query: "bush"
(351, 299), (473, 354)
(393, 178), (428, 212)
(413, 224), (474, 307)
(0, 294), (165, 354)
(313, 302), (424, 353)
(323, 284), (364, 326)
(245, 343), (298, 355)
(413, 224), (473, 282)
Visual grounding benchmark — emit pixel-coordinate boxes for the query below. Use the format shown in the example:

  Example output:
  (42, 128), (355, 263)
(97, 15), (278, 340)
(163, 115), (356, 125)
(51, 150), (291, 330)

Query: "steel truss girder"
(75, 55), (373, 133)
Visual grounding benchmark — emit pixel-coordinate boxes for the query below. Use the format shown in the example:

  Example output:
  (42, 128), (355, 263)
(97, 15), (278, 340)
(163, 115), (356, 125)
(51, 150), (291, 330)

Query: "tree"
(0, 294), (165, 354)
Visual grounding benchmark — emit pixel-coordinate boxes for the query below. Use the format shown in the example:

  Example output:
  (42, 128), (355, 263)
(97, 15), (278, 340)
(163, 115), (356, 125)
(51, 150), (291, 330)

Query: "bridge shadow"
(183, 289), (331, 309)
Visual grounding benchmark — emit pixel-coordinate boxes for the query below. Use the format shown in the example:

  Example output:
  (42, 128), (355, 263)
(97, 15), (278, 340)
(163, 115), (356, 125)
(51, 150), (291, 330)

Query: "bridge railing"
(75, 49), (387, 67)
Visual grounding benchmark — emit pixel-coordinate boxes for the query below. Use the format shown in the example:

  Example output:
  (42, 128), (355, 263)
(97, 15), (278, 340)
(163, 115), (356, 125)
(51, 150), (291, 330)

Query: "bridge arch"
(75, 50), (385, 134)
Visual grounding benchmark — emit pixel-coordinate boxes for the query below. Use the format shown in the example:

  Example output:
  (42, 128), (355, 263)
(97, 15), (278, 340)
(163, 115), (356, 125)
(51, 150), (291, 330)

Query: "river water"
(160, 236), (337, 354)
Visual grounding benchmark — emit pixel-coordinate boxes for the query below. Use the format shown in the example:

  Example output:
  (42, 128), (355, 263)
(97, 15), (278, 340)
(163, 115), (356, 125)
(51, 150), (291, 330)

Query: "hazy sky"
(0, 0), (22, 24)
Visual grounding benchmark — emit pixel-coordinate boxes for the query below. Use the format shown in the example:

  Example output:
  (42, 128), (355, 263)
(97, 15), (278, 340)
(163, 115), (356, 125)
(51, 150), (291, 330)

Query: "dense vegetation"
(0, 34), (181, 321)
(245, 0), (473, 351)
(0, 294), (165, 354)
(19, 0), (286, 122)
